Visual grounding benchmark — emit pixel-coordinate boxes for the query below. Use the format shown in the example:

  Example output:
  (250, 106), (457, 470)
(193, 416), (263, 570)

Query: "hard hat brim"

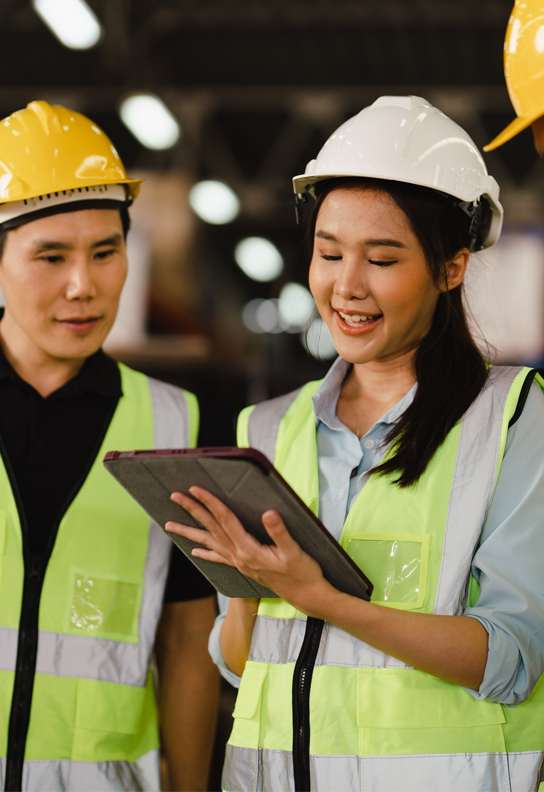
(483, 114), (535, 152)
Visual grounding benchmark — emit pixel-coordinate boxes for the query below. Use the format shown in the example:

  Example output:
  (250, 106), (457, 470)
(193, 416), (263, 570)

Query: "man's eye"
(41, 255), (64, 264)
(369, 259), (398, 266)
(95, 249), (114, 260)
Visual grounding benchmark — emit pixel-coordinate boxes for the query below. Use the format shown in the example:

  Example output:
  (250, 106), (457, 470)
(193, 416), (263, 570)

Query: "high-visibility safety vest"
(0, 363), (198, 792)
(225, 366), (544, 792)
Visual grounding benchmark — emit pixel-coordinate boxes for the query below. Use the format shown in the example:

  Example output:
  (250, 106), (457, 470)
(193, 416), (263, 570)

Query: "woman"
(168, 97), (544, 791)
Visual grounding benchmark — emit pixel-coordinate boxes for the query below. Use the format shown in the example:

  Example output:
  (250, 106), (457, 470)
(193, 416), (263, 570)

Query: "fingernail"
(263, 510), (280, 525)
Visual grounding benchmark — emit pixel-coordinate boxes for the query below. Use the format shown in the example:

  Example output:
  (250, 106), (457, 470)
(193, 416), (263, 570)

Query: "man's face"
(0, 208), (127, 364)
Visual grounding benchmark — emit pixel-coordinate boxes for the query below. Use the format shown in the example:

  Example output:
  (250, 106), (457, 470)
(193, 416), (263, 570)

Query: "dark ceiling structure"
(0, 0), (539, 229)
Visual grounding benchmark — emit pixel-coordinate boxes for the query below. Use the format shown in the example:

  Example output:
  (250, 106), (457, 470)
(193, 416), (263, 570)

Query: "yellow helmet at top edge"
(485, 0), (544, 151)
(0, 100), (142, 211)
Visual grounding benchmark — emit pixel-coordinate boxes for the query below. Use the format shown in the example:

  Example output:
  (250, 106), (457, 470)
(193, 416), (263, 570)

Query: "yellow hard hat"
(0, 100), (142, 227)
(485, 0), (544, 151)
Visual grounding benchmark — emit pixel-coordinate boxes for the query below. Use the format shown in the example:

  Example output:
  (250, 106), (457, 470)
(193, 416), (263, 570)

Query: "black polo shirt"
(0, 345), (213, 602)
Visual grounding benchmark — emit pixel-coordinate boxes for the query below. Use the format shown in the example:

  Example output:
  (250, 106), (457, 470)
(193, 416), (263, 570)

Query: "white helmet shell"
(292, 96), (503, 249)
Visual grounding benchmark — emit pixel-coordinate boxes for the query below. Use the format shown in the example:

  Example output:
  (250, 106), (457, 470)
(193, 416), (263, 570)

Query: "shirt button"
(364, 439), (375, 449)
(35, 440), (44, 450)
(338, 489), (344, 499)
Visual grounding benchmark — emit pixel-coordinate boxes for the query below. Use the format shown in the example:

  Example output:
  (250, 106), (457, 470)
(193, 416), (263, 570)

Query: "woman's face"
(309, 187), (451, 367)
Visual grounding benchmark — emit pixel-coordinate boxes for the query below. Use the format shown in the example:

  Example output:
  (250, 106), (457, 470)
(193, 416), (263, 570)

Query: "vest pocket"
(230, 661), (268, 749)
(65, 567), (143, 643)
(356, 668), (507, 756)
(342, 531), (431, 610)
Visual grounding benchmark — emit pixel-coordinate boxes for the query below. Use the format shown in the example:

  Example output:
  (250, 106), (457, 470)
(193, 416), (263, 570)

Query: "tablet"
(103, 447), (373, 601)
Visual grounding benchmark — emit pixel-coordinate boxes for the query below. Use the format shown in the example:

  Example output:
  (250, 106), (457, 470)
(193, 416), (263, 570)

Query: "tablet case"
(103, 447), (373, 601)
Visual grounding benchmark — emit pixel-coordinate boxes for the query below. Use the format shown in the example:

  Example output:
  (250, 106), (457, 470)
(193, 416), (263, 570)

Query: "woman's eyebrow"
(315, 230), (405, 249)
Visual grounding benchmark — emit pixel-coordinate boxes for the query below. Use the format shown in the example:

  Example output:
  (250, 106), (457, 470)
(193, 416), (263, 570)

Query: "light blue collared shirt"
(209, 357), (544, 704)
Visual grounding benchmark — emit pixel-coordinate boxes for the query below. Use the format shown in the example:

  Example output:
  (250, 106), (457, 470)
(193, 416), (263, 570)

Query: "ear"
(440, 248), (470, 293)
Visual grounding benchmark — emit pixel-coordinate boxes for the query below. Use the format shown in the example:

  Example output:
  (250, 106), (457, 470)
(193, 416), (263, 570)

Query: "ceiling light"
(242, 299), (266, 333)
(242, 299), (282, 333)
(119, 94), (180, 151)
(234, 237), (283, 282)
(256, 300), (282, 333)
(303, 317), (337, 360)
(32, 0), (102, 50)
(189, 180), (240, 225)
(278, 282), (315, 332)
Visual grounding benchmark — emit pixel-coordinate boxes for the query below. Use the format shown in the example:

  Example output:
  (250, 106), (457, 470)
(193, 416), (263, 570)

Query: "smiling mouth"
(337, 310), (382, 327)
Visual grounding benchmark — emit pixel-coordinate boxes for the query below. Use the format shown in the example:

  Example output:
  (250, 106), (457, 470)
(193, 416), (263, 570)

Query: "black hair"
(307, 177), (488, 488)
(0, 204), (131, 260)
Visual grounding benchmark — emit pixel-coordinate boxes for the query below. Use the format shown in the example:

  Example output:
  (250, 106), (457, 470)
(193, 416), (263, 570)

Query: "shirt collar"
(311, 355), (416, 432)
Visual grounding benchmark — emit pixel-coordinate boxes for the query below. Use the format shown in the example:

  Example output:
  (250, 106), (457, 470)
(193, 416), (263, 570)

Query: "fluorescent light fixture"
(303, 317), (337, 360)
(278, 282), (315, 331)
(189, 180), (240, 225)
(119, 94), (180, 151)
(234, 237), (283, 282)
(32, 0), (102, 50)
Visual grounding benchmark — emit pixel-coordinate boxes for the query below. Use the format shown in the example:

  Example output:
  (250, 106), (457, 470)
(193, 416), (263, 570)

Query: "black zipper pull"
(29, 555), (41, 581)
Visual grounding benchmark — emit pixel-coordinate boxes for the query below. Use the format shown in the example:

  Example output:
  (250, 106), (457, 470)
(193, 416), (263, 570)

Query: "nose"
(65, 258), (97, 301)
(334, 255), (368, 301)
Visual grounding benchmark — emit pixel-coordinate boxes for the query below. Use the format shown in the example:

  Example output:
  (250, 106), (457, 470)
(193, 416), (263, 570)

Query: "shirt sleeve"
(163, 545), (216, 602)
(464, 380), (544, 705)
(208, 594), (242, 688)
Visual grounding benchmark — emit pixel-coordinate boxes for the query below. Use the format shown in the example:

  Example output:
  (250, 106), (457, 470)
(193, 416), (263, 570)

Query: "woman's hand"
(166, 487), (336, 615)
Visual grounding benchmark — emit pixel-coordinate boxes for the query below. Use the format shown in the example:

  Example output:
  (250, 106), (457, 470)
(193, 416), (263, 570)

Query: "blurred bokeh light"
(189, 181), (240, 225)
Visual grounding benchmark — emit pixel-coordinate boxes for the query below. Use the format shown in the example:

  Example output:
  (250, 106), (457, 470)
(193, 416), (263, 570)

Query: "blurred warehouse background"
(3, 0), (544, 786)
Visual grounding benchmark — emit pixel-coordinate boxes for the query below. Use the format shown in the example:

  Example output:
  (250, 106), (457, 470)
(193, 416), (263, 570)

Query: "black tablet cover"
(104, 447), (373, 601)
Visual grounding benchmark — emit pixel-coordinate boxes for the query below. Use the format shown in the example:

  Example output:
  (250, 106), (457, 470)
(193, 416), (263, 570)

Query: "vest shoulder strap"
(245, 386), (305, 462)
(120, 364), (199, 449)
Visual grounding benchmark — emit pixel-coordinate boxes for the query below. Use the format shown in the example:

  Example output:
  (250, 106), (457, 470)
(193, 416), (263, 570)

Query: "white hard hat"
(292, 95), (503, 249)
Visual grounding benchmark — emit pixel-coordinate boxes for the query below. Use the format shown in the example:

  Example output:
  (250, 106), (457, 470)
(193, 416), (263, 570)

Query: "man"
(0, 101), (219, 791)
(484, 0), (544, 155)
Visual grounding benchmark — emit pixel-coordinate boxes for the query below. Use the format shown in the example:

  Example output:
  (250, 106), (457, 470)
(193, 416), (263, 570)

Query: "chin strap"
(433, 190), (484, 251)
(294, 192), (309, 227)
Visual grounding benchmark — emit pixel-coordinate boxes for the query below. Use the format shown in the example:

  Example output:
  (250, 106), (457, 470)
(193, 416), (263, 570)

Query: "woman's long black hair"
(306, 176), (490, 488)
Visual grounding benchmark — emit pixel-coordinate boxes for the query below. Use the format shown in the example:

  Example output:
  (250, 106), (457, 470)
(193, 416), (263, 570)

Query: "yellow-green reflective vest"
(224, 366), (544, 792)
(0, 363), (198, 791)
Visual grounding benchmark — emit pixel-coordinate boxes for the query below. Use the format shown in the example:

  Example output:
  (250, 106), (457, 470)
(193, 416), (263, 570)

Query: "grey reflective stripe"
(434, 366), (524, 616)
(0, 748), (160, 791)
(0, 626), (148, 687)
(0, 626), (17, 674)
(222, 745), (543, 792)
(148, 375), (191, 449)
(11, 377), (191, 687)
(248, 616), (410, 669)
(247, 386), (303, 463)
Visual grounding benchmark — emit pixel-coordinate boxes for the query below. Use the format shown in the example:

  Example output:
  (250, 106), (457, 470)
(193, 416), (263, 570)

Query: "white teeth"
(338, 310), (373, 323)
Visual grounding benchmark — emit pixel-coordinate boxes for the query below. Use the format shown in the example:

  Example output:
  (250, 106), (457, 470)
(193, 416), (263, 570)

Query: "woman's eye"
(368, 259), (398, 266)
(320, 254), (342, 261)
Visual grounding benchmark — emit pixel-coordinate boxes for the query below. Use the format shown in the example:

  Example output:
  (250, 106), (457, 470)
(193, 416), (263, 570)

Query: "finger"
(261, 510), (296, 550)
(165, 521), (211, 545)
(170, 490), (225, 536)
(191, 547), (236, 566)
(189, 486), (259, 546)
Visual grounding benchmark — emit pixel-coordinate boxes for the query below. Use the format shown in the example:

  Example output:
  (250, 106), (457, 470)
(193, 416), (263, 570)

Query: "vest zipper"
(292, 616), (325, 792)
(2, 397), (118, 791)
